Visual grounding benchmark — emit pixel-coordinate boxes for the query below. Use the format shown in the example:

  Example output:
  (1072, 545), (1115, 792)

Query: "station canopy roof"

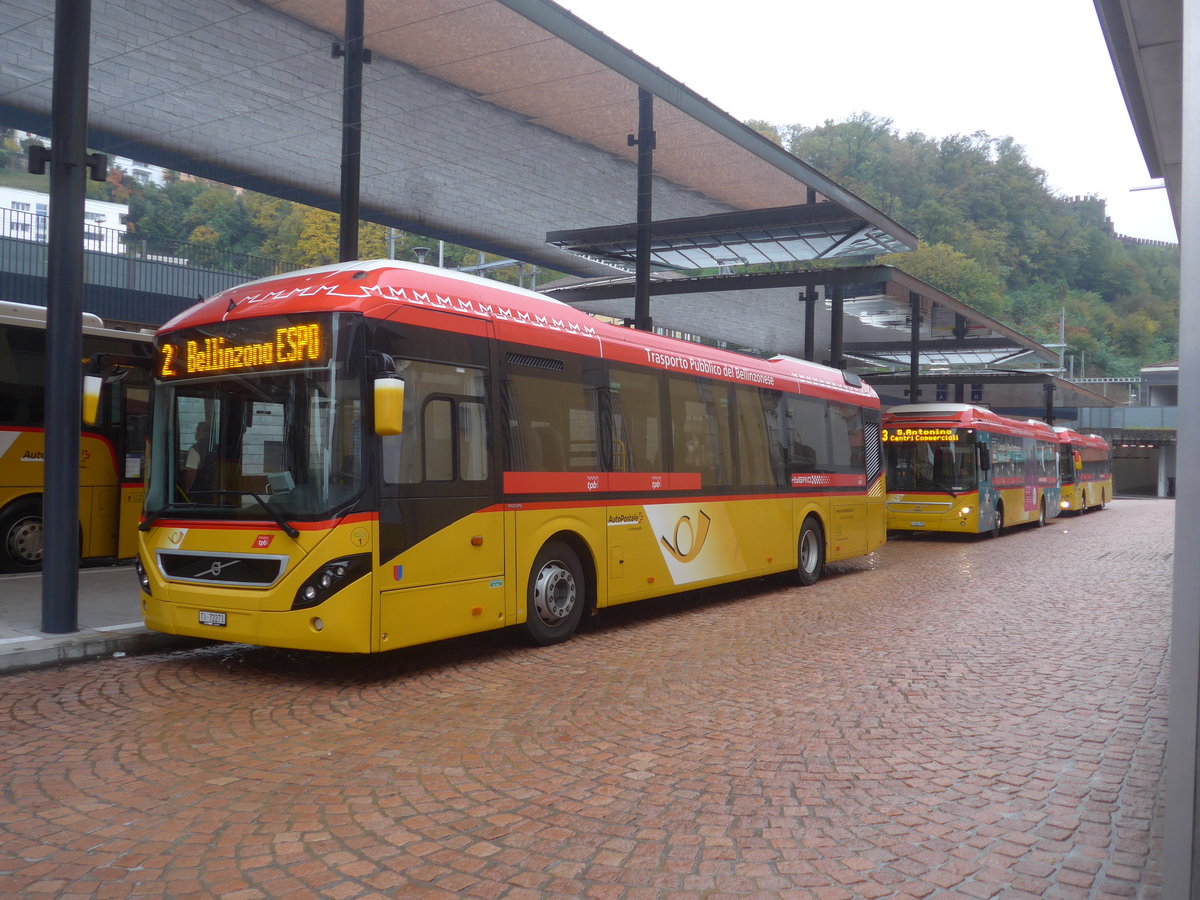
(543, 264), (1117, 411)
(1095, 0), (1182, 234)
(0, 0), (1108, 411)
(0, 0), (915, 277)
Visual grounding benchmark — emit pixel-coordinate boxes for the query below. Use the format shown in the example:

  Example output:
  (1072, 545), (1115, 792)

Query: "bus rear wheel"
(0, 499), (43, 572)
(524, 540), (586, 645)
(795, 517), (825, 586)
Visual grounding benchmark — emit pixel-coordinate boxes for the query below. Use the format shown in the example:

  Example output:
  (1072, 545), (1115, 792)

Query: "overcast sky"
(558, 0), (1177, 244)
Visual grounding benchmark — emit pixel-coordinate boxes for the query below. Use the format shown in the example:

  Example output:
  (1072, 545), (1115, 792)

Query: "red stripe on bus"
(142, 511), (377, 531)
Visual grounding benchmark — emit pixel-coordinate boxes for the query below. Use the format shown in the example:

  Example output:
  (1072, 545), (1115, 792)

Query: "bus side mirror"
(1073, 451), (1083, 471)
(82, 374), (102, 426)
(374, 376), (405, 435)
(977, 444), (991, 472)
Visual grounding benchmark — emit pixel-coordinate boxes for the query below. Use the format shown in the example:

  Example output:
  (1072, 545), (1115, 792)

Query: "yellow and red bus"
(0, 301), (152, 571)
(881, 403), (1061, 537)
(1054, 426), (1112, 513)
(131, 260), (886, 653)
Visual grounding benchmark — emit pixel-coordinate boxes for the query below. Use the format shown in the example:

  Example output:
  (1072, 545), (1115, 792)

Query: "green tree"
(779, 113), (1179, 372)
(880, 242), (1007, 319)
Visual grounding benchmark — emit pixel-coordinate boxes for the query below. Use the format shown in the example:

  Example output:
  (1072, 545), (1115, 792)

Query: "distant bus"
(1054, 426), (1112, 513)
(128, 260), (887, 654)
(882, 403), (1061, 537)
(0, 301), (152, 571)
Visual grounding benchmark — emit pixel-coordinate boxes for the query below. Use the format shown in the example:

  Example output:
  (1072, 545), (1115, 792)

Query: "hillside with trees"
(748, 113), (1179, 376)
(4, 119), (1179, 375)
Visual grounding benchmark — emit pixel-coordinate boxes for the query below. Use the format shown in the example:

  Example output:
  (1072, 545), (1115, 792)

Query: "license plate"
(909, 521), (925, 527)
(198, 610), (226, 627)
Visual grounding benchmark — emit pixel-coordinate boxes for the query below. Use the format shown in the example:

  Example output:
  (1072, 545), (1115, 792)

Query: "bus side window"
(666, 375), (732, 487)
(785, 395), (826, 472)
(506, 359), (599, 473)
(607, 364), (663, 473)
(381, 360), (488, 486)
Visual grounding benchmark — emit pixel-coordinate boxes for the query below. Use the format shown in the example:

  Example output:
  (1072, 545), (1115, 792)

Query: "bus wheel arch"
(522, 534), (592, 645)
(990, 502), (1003, 539)
(795, 514), (825, 587)
(0, 497), (45, 572)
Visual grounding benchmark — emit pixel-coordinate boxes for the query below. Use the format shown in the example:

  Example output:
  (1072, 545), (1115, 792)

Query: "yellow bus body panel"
(139, 489), (885, 653)
(117, 487), (145, 559)
(140, 518), (379, 653)
(377, 510), (505, 651)
(0, 430), (131, 560)
(997, 486), (1043, 527)
(886, 491), (983, 534)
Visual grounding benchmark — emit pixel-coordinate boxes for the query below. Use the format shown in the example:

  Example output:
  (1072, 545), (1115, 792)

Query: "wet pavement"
(0, 498), (1171, 898)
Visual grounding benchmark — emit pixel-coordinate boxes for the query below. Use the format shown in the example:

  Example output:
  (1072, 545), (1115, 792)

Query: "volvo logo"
(204, 559), (241, 578)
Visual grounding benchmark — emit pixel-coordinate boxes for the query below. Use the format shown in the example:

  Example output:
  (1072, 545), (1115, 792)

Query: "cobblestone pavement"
(0, 498), (1171, 899)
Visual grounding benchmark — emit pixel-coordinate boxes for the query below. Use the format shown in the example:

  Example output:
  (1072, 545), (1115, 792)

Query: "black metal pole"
(954, 313), (966, 402)
(909, 290), (921, 403)
(1044, 381), (1055, 425)
(829, 283), (844, 369)
(41, 0), (92, 633)
(803, 287), (816, 361)
(338, 0), (365, 262)
(632, 87), (654, 331)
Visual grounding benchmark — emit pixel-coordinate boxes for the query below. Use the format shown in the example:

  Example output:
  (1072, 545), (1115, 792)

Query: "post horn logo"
(660, 510), (712, 563)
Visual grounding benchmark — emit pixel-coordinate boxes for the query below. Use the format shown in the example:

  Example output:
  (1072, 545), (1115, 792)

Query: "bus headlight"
(134, 556), (152, 595)
(1060, 500), (1071, 509)
(958, 506), (972, 518)
(291, 553), (371, 610)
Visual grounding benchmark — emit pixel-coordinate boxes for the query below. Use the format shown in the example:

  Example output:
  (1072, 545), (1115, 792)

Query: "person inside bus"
(183, 420), (210, 494)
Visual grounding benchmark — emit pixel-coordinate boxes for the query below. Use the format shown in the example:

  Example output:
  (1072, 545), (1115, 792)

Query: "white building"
(108, 155), (168, 187)
(0, 185), (129, 254)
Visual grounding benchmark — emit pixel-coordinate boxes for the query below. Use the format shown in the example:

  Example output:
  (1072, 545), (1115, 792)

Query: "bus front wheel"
(795, 517), (825, 587)
(524, 540), (586, 645)
(990, 504), (1003, 539)
(0, 499), (43, 572)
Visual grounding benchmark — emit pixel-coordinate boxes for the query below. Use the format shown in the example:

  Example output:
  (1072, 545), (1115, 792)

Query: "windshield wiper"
(164, 489), (302, 540)
(242, 491), (301, 539)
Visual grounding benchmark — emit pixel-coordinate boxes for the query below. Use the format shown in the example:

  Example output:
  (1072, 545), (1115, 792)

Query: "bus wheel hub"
(533, 562), (576, 625)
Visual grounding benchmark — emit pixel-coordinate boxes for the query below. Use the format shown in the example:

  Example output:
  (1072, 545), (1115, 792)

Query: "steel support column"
(631, 87), (654, 331)
(337, 0), (366, 262)
(803, 287), (817, 361)
(41, 0), (93, 633)
(1163, 1), (1200, 888)
(1043, 382), (1055, 425)
(828, 283), (844, 369)
(954, 313), (967, 402)
(908, 290), (921, 402)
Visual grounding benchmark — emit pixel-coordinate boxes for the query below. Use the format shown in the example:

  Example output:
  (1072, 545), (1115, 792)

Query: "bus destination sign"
(881, 427), (959, 443)
(158, 320), (327, 379)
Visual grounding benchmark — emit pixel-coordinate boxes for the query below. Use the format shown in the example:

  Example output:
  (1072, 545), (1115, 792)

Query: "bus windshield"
(884, 436), (978, 494)
(144, 315), (364, 523)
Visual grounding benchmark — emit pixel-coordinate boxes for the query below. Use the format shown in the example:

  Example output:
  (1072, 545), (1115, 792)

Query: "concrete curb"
(0, 628), (206, 675)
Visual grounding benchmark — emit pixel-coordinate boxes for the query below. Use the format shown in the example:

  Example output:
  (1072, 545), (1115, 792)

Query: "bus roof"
(884, 403), (1057, 440)
(160, 260), (877, 405)
(1, 300), (153, 344)
(1053, 426), (1110, 451)
(2, 300), (104, 328)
